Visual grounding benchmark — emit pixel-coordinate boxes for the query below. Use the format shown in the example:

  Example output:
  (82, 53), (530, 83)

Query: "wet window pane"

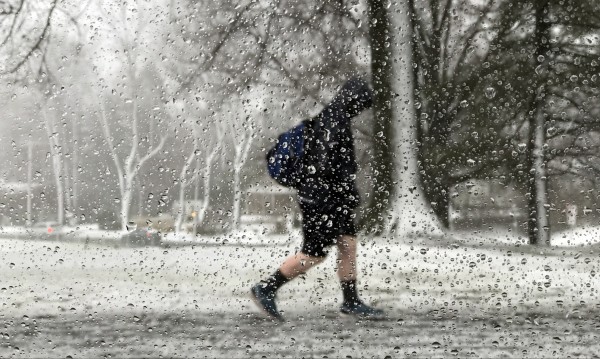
(0, 0), (598, 357)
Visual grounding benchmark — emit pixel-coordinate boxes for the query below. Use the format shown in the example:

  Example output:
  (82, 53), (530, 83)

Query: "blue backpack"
(266, 122), (307, 188)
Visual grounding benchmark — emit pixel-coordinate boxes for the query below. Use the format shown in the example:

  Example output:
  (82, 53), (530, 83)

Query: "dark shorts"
(299, 200), (357, 257)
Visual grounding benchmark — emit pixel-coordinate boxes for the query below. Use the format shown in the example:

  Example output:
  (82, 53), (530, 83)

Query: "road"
(0, 235), (598, 358)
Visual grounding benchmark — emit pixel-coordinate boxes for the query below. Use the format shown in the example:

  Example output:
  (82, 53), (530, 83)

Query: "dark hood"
(321, 77), (373, 120)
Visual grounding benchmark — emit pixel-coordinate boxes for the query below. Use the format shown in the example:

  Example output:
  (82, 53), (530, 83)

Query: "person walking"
(251, 78), (384, 321)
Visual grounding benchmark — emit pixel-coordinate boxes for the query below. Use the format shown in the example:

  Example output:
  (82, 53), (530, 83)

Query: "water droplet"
(535, 65), (544, 75)
(126, 222), (137, 231)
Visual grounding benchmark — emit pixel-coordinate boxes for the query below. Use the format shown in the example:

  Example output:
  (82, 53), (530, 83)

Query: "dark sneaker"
(250, 284), (283, 321)
(340, 301), (385, 319)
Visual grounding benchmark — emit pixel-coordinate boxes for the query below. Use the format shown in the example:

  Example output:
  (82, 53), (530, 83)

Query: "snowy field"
(0, 227), (599, 358)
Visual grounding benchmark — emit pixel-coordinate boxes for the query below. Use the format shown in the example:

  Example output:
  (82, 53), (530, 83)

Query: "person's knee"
(337, 235), (357, 254)
(302, 253), (328, 265)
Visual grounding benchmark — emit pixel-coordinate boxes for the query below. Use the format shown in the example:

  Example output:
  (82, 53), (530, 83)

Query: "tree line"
(1, 0), (599, 245)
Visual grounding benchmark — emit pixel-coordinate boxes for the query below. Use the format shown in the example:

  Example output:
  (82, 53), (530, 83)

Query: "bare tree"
(172, 122), (225, 234)
(193, 127), (224, 234)
(228, 116), (257, 230)
(173, 136), (199, 234)
(99, 103), (167, 231)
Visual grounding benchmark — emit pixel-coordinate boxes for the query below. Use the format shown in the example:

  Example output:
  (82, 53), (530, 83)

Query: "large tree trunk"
(386, 0), (442, 236)
(364, 0), (395, 233)
(527, 0), (550, 245)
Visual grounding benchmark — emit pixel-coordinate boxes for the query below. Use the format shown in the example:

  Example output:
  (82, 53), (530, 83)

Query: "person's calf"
(280, 252), (326, 279)
(336, 235), (358, 281)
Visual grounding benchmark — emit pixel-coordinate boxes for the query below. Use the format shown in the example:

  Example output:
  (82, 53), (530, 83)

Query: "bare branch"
(99, 102), (125, 192)
(0, 0), (23, 48)
(2, 0), (58, 74)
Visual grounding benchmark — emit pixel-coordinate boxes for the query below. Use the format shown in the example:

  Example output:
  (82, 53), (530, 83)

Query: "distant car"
(120, 228), (162, 247)
(33, 221), (63, 235)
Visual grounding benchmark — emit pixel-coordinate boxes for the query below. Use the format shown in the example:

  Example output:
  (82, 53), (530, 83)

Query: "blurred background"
(0, 0), (598, 244)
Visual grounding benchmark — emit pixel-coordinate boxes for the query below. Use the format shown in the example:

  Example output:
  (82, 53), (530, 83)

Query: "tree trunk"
(407, 0), (451, 229)
(174, 146), (198, 233)
(26, 140), (33, 226)
(363, 0), (395, 233)
(62, 140), (71, 225)
(121, 181), (133, 231)
(198, 152), (215, 231)
(528, 0), (550, 245)
(232, 168), (242, 230)
(231, 132), (252, 230)
(71, 119), (79, 225)
(193, 155), (202, 237)
(175, 181), (187, 234)
(42, 110), (65, 225)
(386, 0), (442, 236)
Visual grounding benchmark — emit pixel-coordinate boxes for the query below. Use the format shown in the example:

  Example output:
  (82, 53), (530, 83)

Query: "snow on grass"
(551, 225), (600, 247)
(0, 227), (598, 323)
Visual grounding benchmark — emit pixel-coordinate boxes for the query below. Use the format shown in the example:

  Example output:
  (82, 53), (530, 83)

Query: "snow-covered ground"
(0, 227), (598, 357)
(1, 225), (599, 317)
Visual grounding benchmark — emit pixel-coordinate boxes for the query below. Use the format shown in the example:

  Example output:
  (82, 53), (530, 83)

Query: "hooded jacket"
(299, 78), (373, 209)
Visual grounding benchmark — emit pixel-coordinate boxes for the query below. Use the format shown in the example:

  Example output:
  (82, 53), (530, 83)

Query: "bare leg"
(336, 235), (357, 281)
(279, 252), (326, 279)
